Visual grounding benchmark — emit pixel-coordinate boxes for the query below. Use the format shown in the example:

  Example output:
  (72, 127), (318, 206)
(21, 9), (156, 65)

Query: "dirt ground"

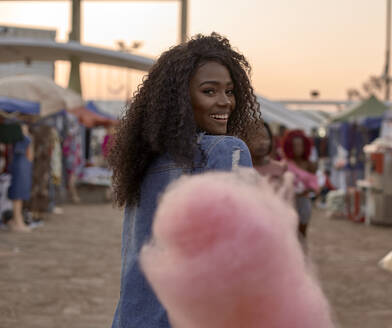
(0, 203), (123, 328)
(0, 202), (391, 328)
(308, 208), (392, 328)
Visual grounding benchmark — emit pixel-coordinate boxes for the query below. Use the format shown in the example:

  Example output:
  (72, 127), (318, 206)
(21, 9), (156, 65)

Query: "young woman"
(109, 33), (260, 328)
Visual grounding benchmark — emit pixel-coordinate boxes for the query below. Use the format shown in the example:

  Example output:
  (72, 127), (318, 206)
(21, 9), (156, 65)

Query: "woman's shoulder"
(199, 134), (248, 154)
(198, 134), (252, 170)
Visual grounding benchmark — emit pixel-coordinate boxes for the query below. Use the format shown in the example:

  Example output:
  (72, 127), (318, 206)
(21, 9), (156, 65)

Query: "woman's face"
(292, 136), (305, 158)
(21, 124), (29, 135)
(189, 61), (235, 135)
(248, 127), (271, 160)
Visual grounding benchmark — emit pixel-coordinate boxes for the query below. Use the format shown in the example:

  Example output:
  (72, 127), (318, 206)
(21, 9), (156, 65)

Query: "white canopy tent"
(257, 96), (320, 134)
(0, 74), (83, 117)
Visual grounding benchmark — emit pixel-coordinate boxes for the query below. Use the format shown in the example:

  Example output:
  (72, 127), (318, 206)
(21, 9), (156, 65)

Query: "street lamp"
(116, 40), (144, 53)
(114, 40), (144, 99)
(383, 0), (392, 101)
(310, 90), (320, 99)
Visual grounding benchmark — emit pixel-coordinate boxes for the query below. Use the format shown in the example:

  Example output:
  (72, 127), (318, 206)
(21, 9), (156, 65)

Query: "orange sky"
(0, 0), (388, 103)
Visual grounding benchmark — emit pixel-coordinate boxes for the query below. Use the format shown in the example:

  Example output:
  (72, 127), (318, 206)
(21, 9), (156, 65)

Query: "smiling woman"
(108, 33), (260, 327)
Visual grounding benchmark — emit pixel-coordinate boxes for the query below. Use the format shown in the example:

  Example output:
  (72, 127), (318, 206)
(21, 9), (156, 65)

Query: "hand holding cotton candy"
(140, 168), (335, 328)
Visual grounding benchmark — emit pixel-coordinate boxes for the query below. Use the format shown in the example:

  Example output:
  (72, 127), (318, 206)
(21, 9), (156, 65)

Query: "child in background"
(282, 129), (318, 238)
(246, 120), (287, 184)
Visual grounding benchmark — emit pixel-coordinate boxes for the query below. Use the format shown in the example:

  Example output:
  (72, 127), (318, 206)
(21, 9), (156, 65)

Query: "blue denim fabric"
(111, 134), (252, 328)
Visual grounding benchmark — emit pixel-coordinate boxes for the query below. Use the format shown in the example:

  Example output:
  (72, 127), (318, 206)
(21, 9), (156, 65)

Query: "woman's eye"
(226, 89), (234, 96)
(202, 89), (215, 95)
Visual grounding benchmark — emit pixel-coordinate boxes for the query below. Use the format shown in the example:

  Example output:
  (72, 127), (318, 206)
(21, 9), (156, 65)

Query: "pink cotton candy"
(141, 169), (334, 328)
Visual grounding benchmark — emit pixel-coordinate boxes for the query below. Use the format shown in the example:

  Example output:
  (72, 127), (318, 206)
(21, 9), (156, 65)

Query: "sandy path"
(0, 203), (391, 328)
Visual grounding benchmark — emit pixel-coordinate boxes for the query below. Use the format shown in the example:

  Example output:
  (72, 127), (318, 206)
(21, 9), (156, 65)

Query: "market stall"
(327, 96), (389, 190)
(359, 110), (392, 225)
(71, 100), (118, 203)
(325, 96), (391, 223)
(0, 75), (118, 208)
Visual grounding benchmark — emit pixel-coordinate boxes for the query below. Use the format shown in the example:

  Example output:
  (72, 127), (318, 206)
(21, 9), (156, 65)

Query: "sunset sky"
(0, 0), (388, 103)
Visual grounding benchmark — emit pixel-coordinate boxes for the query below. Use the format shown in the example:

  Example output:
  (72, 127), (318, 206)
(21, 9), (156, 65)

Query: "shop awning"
(70, 106), (117, 128)
(0, 96), (40, 115)
(0, 75), (84, 117)
(85, 101), (118, 120)
(330, 95), (390, 123)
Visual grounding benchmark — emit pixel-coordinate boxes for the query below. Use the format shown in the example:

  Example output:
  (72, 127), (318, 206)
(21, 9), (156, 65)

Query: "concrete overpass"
(1, 0), (188, 94)
(0, 37), (155, 71)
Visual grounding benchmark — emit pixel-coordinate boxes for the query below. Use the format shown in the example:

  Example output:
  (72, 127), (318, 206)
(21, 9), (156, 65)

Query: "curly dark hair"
(282, 129), (313, 161)
(263, 122), (274, 156)
(109, 32), (260, 207)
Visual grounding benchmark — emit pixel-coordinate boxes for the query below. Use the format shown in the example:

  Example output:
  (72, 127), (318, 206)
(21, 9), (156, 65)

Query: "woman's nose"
(217, 92), (231, 106)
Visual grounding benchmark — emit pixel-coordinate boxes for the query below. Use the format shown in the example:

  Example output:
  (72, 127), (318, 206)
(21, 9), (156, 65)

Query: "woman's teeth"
(210, 114), (229, 120)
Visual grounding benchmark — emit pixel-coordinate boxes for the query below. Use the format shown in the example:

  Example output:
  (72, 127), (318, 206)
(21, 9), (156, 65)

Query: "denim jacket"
(111, 134), (252, 328)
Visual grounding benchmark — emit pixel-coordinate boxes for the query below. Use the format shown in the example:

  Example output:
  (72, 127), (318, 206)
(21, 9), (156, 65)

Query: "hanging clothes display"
(29, 125), (53, 213)
(50, 128), (62, 186)
(63, 113), (84, 179)
(62, 113), (84, 203)
(0, 123), (24, 144)
(0, 173), (13, 222)
(0, 144), (6, 173)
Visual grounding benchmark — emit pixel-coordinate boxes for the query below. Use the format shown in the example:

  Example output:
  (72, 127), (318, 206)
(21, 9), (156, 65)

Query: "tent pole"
(385, 0), (391, 101)
(68, 0), (82, 95)
(180, 0), (188, 43)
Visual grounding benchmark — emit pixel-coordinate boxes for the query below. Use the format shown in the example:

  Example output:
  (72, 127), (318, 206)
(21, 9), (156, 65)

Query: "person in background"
(282, 129), (318, 238)
(319, 169), (335, 206)
(272, 124), (287, 160)
(246, 120), (288, 185)
(7, 123), (33, 232)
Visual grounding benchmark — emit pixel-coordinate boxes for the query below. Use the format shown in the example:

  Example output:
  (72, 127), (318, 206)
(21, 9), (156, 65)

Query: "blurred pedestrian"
(7, 123), (33, 232)
(273, 124), (287, 160)
(319, 169), (335, 206)
(247, 120), (287, 182)
(282, 129), (318, 238)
